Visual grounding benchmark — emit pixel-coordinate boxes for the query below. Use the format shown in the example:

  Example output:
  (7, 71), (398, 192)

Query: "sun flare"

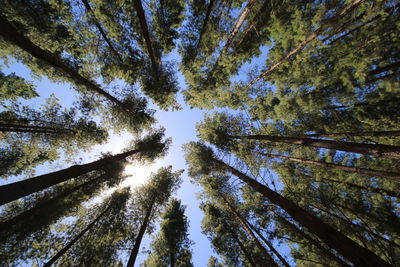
(121, 163), (160, 188)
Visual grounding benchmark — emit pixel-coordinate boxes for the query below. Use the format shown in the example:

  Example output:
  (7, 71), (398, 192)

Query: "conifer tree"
(126, 166), (183, 267)
(0, 129), (170, 205)
(142, 198), (193, 267)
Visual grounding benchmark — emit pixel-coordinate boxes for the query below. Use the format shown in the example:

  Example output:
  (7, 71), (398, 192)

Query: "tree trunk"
(320, 177), (399, 198)
(0, 149), (140, 205)
(170, 253), (175, 267)
(259, 152), (400, 182)
(81, 0), (124, 62)
(195, 0), (216, 53)
(0, 123), (72, 134)
(304, 130), (400, 138)
(223, 219), (257, 267)
(222, 0), (256, 54)
(132, 0), (158, 74)
(126, 195), (156, 267)
(246, 0), (364, 88)
(0, 16), (128, 110)
(245, 220), (291, 267)
(278, 216), (350, 267)
(220, 195), (278, 267)
(0, 175), (102, 240)
(213, 157), (390, 266)
(231, 134), (400, 160)
(43, 205), (111, 266)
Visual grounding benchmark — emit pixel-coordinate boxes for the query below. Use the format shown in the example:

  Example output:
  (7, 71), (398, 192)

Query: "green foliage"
(142, 198), (193, 267)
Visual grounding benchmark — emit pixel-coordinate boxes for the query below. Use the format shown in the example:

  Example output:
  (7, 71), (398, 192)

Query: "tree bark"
(320, 177), (399, 198)
(0, 175), (102, 240)
(0, 149), (140, 205)
(246, 0), (364, 88)
(213, 157), (390, 266)
(126, 195), (156, 267)
(195, 0), (216, 53)
(245, 220), (291, 267)
(0, 16), (128, 110)
(132, 0), (158, 74)
(81, 0), (124, 62)
(278, 216), (350, 267)
(259, 152), (400, 182)
(222, 0), (256, 54)
(220, 195), (278, 267)
(223, 219), (257, 267)
(0, 123), (72, 134)
(231, 134), (400, 160)
(303, 130), (400, 138)
(43, 205), (111, 266)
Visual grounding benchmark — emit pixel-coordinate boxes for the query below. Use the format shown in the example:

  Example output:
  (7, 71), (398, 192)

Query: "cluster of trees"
(1, 0), (399, 266)
(0, 0), (193, 265)
(181, 0), (399, 266)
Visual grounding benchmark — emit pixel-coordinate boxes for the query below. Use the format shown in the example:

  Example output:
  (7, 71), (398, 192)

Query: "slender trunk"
(246, 220), (291, 267)
(278, 217), (350, 267)
(220, 195), (278, 266)
(223, 219), (257, 267)
(81, 0), (124, 62)
(310, 203), (400, 250)
(246, 0), (364, 88)
(43, 205), (110, 266)
(126, 195), (156, 267)
(325, 1), (399, 45)
(259, 152), (400, 182)
(321, 177), (399, 198)
(132, 0), (158, 74)
(0, 123), (72, 134)
(0, 149), (140, 205)
(0, 175), (102, 240)
(195, 0), (216, 52)
(170, 253), (175, 267)
(222, 0), (256, 54)
(233, 0), (269, 51)
(0, 16), (127, 109)
(213, 157), (390, 266)
(304, 130), (400, 138)
(231, 134), (400, 160)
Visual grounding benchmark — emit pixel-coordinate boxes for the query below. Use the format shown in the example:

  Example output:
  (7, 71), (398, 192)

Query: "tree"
(183, 142), (390, 266)
(141, 198), (193, 267)
(126, 166), (183, 267)
(0, 160), (127, 265)
(44, 187), (131, 266)
(0, 94), (108, 178)
(0, 129), (170, 205)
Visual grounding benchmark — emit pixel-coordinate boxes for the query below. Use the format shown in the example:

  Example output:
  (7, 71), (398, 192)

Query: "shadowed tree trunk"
(0, 149), (140, 205)
(126, 195), (156, 267)
(132, 0), (158, 74)
(195, 0), (216, 53)
(43, 205), (111, 266)
(220, 195), (278, 267)
(245, 219), (291, 267)
(212, 157), (390, 266)
(0, 175), (103, 240)
(278, 216), (351, 267)
(319, 177), (399, 198)
(303, 130), (400, 138)
(246, 0), (364, 88)
(259, 152), (400, 182)
(0, 123), (72, 134)
(0, 16), (128, 110)
(230, 134), (400, 159)
(223, 219), (257, 267)
(81, 0), (124, 62)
